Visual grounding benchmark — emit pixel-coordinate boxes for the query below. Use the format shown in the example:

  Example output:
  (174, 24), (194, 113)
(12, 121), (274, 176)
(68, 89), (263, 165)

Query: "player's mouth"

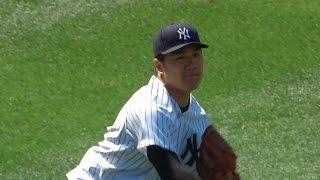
(185, 73), (200, 78)
(185, 74), (202, 84)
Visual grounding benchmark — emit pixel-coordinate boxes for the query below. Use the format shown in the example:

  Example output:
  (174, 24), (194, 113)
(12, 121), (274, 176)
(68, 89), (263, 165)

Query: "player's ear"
(153, 58), (164, 76)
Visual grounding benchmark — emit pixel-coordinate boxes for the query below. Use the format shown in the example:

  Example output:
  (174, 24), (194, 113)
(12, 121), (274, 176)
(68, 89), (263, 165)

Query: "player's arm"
(147, 145), (197, 180)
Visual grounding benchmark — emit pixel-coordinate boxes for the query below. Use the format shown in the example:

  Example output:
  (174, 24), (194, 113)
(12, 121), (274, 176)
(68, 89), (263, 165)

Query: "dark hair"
(156, 54), (164, 61)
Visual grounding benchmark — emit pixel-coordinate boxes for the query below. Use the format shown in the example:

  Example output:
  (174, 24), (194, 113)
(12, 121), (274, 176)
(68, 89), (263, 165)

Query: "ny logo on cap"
(178, 27), (191, 40)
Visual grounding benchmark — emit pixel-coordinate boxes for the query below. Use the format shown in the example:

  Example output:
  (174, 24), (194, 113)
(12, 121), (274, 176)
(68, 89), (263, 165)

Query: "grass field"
(1, 0), (319, 179)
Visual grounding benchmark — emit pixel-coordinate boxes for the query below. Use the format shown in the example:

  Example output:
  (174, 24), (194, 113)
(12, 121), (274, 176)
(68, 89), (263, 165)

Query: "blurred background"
(0, 0), (319, 179)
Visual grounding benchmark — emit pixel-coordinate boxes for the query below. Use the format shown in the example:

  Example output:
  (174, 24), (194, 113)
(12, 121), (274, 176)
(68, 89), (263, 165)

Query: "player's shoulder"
(125, 83), (151, 106)
(124, 76), (178, 115)
(127, 76), (169, 102)
(189, 95), (207, 114)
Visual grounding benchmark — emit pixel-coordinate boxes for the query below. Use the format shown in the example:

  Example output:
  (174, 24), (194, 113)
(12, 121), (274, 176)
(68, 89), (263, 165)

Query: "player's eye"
(193, 52), (200, 57)
(175, 56), (184, 60)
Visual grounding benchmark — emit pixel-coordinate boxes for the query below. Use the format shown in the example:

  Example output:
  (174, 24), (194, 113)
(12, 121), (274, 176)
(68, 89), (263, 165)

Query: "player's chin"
(185, 79), (202, 91)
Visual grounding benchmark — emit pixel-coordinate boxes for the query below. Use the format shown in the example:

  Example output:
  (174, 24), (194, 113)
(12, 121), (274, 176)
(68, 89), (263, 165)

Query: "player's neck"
(164, 85), (190, 108)
(156, 75), (190, 108)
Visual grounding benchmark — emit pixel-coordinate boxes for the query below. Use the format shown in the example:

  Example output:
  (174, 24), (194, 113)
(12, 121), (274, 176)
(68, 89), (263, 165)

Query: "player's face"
(157, 45), (204, 93)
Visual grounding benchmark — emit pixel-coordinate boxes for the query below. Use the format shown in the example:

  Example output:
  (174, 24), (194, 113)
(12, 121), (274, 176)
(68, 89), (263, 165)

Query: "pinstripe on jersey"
(66, 75), (210, 180)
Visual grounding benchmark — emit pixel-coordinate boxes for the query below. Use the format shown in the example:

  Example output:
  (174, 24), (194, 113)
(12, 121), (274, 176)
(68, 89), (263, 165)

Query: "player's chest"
(170, 119), (205, 167)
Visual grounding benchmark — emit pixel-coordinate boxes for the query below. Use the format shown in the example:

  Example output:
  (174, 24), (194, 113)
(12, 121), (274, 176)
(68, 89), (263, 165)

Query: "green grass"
(1, 0), (319, 179)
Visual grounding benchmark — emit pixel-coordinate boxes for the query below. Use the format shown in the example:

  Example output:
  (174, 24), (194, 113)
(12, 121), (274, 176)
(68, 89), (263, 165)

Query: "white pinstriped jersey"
(67, 75), (210, 180)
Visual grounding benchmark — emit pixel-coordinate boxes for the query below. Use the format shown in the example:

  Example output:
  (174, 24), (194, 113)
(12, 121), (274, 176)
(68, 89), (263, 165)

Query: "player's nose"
(185, 57), (200, 71)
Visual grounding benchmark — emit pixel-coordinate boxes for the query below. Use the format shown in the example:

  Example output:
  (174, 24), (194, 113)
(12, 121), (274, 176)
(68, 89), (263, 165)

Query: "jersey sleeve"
(124, 76), (181, 156)
(138, 106), (178, 156)
(126, 96), (179, 156)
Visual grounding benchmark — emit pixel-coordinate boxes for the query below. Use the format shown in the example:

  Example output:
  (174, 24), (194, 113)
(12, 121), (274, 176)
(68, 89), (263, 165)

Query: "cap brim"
(161, 42), (208, 55)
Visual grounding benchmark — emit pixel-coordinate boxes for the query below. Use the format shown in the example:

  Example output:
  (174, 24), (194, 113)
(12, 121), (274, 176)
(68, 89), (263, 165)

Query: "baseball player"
(67, 23), (210, 180)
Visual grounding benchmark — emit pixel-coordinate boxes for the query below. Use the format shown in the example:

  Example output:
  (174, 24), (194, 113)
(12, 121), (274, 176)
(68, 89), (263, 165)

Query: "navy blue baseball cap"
(153, 23), (208, 58)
